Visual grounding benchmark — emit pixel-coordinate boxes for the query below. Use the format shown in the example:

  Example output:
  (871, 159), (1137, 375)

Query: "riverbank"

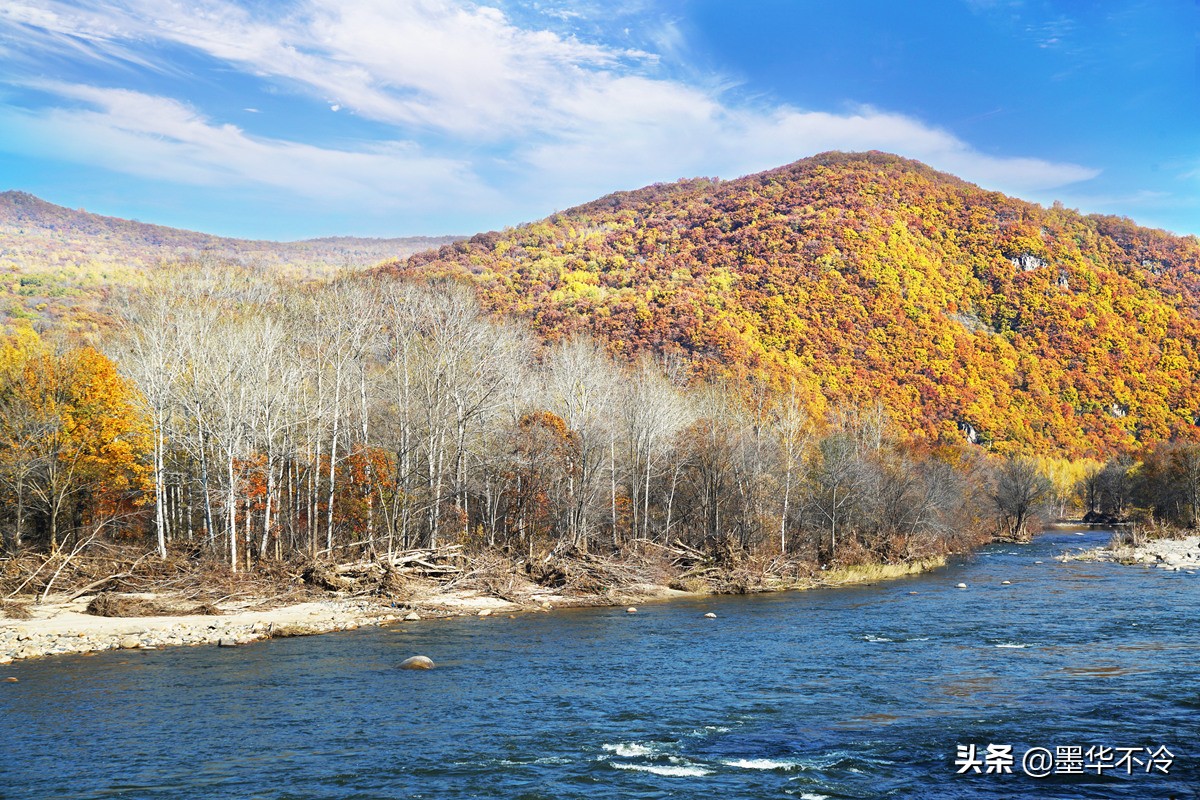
(1068, 531), (1200, 572)
(0, 555), (947, 663)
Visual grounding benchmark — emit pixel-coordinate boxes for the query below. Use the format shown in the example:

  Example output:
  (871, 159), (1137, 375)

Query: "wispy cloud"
(0, 82), (494, 211)
(0, 0), (1101, 230)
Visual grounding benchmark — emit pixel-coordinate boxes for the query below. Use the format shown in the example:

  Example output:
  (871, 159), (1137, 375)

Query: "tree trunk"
(154, 420), (167, 558)
(326, 370), (342, 554)
(227, 453), (238, 573)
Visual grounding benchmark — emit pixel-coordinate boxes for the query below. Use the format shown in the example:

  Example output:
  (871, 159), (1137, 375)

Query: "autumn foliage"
(3, 152), (1200, 570)
(387, 151), (1200, 458)
(0, 327), (150, 551)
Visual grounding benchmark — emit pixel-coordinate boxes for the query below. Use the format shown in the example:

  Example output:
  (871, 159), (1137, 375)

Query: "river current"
(2, 526), (1197, 799)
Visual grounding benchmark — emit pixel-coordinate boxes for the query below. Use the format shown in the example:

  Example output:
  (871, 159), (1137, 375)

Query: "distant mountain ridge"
(0, 190), (462, 267)
(382, 150), (1200, 456)
(0, 190), (462, 331)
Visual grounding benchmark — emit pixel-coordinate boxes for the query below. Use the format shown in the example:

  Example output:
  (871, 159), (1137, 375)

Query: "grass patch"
(0, 600), (33, 619)
(822, 557), (947, 586)
(85, 593), (172, 617)
(667, 576), (712, 594)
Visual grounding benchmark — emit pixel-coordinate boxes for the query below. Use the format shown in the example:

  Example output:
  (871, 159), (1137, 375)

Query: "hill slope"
(0, 190), (461, 330)
(385, 151), (1200, 457)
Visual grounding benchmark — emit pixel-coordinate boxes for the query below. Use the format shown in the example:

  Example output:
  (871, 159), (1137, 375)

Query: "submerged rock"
(625, 607), (638, 614)
(399, 655), (435, 670)
(704, 612), (717, 619)
(955, 583), (968, 589)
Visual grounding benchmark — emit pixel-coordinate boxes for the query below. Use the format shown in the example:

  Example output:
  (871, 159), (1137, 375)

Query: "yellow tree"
(0, 325), (45, 550)
(0, 340), (150, 552)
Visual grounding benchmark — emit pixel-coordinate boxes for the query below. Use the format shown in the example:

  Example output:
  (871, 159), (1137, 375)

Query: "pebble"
(404, 612), (421, 621)
(119, 636), (141, 650)
(399, 655), (435, 670)
(478, 609), (492, 617)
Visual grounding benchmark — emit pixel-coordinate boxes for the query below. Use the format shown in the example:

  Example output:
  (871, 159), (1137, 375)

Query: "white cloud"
(1, 83), (495, 212)
(522, 92), (1097, 206)
(0, 0), (1102, 228)
(1, 0), (649, 138)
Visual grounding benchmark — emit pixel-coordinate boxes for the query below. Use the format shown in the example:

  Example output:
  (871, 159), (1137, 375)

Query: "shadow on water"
(2, 525), (1198, 799)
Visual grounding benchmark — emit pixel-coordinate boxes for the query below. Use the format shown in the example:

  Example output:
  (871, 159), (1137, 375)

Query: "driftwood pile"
(628, 537), (792, 594)
(1, 543), (307, 607)
(522, 539), (705, 596)
(302, 545), (464, 597)
(84, 592), (223, 618)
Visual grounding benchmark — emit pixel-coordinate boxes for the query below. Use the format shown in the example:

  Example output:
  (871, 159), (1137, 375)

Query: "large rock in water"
(399, 655), (435, 670)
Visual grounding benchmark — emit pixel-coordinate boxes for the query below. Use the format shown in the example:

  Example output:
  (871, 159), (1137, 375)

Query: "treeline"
(1080, 447), (1200, 528)
(0, 266), (987, 569)
(1, 264), (1196, 571)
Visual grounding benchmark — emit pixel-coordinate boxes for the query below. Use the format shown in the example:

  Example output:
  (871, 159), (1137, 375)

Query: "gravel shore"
(1076, 533), (1200, 572)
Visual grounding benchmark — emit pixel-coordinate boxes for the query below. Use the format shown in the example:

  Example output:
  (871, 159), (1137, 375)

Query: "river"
(2, 526), (1197, 799)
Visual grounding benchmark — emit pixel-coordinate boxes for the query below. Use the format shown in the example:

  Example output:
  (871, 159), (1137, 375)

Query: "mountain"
(382, 151), (1200, 457)
(0, 190), (462, 331)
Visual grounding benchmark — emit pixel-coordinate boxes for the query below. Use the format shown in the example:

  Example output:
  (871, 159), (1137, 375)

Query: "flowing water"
(2, 526), (1197, 799)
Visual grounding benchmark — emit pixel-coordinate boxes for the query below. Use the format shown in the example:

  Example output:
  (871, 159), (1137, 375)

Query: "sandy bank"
(0, 588), (561, 663)
(0, 556), (947, 664)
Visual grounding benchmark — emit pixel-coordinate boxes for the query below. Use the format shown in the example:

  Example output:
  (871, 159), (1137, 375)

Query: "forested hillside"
(0, 190), (461, 332)
(3, 153), (1199, 584)
(387, 151), (1200, 458)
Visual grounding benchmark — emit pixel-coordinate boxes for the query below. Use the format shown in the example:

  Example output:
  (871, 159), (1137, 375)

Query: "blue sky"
(0, 0), (1195, 240)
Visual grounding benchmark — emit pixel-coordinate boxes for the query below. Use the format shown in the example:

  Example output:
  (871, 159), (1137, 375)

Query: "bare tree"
(115, 284), (186, 558)
(619, 355), (687, 541)
(807, 431), (868, 561)
(769, 380), (811, 554)
(990, 456), (1052, 540)
(543, 336), (620, 550)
